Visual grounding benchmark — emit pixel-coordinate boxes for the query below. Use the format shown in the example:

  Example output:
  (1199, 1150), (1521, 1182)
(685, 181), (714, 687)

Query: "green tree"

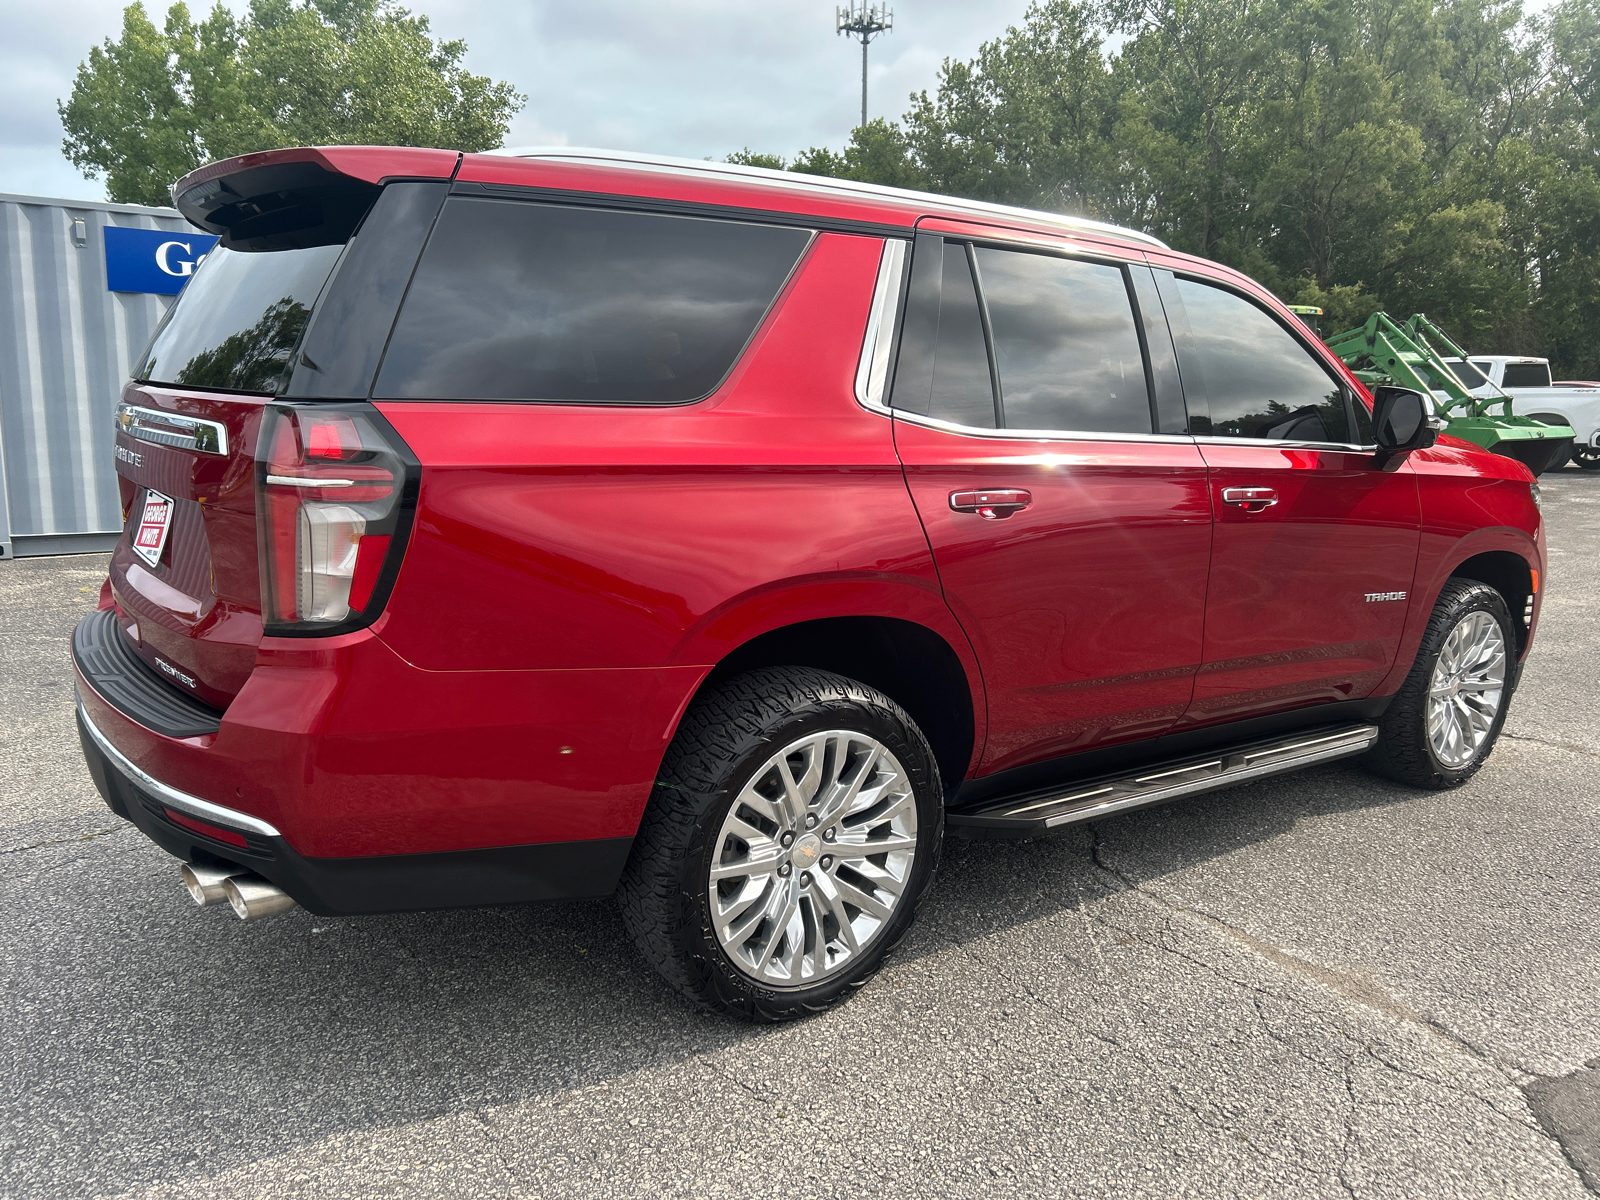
(792, 119), (928, 189)
(60, 0), (524, 205)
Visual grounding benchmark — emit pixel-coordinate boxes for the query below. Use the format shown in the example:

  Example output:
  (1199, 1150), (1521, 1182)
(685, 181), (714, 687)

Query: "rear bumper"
(77, 700), (632, 915)
(68, 605), (707, 913)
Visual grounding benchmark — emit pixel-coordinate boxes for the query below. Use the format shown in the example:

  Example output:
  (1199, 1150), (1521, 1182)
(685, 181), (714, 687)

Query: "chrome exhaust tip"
(221, 874), (298, 922)
(180, 863), (249, 906)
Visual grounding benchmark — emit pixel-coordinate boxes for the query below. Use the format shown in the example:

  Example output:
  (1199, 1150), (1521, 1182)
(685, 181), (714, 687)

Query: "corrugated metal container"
(0, 193), (190, 558)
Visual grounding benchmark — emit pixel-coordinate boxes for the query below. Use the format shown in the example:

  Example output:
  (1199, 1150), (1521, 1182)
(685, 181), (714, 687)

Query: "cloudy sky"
(0, 0), (1035, 204)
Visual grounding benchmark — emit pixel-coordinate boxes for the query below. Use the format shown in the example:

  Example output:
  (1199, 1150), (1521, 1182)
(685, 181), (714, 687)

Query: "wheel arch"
(687, 614), (981, 793)
(1446, 549), (1536, 654)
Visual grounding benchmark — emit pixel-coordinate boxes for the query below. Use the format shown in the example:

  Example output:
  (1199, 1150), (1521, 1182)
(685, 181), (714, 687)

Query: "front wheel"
(618, 666), (943, 1020)
(1362, 579), (1517, 789)
(1573, 444), (1600, 470)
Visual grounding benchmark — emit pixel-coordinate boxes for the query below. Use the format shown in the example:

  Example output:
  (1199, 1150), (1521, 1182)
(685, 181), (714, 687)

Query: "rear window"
(138, 244), (342, 393)
(373, 198), (812, 404)
(1502, 362), (1552, 388)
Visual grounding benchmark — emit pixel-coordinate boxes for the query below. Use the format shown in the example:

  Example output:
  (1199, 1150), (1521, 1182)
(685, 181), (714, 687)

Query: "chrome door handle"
(1221, 486), (1278, 513)
(949, 488), (1033, 519)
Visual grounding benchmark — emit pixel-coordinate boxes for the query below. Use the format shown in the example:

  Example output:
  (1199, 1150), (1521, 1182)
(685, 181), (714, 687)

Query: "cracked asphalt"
(3, 468), (1598, 1200)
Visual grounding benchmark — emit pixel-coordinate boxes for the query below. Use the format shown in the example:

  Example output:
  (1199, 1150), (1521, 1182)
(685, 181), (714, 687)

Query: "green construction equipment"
(1324, 312), (1575, 476)
(1286, 304), (1323, 338)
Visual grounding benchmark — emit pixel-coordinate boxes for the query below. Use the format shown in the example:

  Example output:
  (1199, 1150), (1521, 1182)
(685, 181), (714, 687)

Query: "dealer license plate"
(132, 489), (174, 568)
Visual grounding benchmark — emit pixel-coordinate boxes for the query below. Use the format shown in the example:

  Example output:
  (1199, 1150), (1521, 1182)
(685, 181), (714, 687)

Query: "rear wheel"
(1574, 444), (1600, 470)
(1362, 579), (1516, 789)
(618, 666), (943, 1020)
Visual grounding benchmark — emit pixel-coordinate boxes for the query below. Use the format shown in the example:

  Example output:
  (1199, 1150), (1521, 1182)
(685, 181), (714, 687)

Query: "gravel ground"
(2, 468), (1597, 1199)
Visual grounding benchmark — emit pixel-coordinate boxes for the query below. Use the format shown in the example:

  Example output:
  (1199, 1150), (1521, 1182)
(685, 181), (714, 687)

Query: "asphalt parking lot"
(3, 470), (1598, 1200)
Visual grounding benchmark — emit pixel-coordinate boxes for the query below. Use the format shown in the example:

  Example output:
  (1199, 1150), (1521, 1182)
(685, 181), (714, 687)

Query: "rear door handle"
(949, 489), (1032, 519)
(1221, 486), (1278, 513)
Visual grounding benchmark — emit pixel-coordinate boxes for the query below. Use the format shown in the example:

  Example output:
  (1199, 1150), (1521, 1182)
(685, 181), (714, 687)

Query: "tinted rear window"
(374, 198), (812, 403)
(1502, 362), (1552, 388)
(139, 244), (342, 393)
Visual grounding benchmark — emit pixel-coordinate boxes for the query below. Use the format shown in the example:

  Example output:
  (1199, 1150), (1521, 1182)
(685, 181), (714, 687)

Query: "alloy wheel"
(1425, 610), (1507, 768)
(707, 729), (919, 988)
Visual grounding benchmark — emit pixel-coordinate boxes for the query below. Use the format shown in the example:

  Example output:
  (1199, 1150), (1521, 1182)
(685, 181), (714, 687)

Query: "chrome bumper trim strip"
(77, 702), (282, 838)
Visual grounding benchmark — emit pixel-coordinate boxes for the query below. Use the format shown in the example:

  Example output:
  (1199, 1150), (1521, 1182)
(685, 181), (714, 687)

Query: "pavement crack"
(1337, 1056), (1361, 1200)
(1088, 823), (1520, 1072)
(1090, 823), (1599, 1196)
(1501, 731), (1600, 761)
(0, 827), (120, 855)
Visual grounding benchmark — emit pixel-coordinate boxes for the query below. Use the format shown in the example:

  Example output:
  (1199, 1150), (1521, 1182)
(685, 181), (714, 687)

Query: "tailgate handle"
(949, 489), (1032, 519)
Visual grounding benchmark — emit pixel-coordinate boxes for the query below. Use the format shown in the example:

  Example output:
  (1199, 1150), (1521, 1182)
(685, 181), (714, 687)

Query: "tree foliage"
(746, 0), (1600, 376)
(61, 0), (524, 206)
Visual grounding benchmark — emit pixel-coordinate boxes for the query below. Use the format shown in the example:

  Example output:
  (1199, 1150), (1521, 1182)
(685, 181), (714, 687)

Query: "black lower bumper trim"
(77, 707), (633, 915)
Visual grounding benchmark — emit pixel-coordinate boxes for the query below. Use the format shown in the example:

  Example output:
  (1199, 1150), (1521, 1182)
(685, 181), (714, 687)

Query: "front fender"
(1370, 450), (1544, 697)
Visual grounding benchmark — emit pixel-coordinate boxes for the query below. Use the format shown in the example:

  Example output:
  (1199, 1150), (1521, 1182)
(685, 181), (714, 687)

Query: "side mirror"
(1371, 386), (1438, 464)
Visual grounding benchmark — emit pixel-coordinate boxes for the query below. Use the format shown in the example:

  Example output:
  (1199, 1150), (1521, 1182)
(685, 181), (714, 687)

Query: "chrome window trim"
(888, 406), (1200, 445)
(115, 403), (229, 457)
(854, 239), (908, 412)
(77, 701), (283, 839)
(1192, 435), (1379, 452)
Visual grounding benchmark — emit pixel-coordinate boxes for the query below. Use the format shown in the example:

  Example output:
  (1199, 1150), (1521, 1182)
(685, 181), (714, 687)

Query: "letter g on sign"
(155, 241), (199, 277)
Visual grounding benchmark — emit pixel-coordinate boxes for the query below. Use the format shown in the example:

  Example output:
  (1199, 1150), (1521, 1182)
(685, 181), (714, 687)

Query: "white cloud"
(0, 0), (1034, 202)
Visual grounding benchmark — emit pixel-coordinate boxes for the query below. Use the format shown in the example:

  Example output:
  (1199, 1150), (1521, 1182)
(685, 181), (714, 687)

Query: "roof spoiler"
(170, 147), (460, 251)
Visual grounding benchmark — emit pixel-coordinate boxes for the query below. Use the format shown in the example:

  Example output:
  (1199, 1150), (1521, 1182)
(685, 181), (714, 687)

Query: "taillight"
(256, 405), (415, 632)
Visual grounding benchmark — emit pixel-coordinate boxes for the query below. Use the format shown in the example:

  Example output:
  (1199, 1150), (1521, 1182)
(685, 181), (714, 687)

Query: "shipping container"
(0, 193), (207, 557)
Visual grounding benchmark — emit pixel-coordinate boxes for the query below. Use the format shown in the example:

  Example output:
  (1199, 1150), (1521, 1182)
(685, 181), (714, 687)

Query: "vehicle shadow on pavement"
(7, 758), (1418, 1194)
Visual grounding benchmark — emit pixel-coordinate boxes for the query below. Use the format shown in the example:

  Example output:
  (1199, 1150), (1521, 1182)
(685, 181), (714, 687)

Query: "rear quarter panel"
(373, 230), (982, 710)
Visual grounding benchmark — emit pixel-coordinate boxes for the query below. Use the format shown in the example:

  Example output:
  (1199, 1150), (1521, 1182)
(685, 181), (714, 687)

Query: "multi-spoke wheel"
(618, 667), (942, 1020)
(1363, 579), (1517, 789)
(709, 730), (918, 988)
(1425, 611), (1507, 768)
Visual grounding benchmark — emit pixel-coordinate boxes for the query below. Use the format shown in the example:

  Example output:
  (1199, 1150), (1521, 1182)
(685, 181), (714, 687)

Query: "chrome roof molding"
(484, 146), (1168, 250)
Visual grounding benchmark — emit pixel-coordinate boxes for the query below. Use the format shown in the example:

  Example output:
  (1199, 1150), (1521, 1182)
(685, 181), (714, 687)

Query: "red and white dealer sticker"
(131, 490), (174, 568)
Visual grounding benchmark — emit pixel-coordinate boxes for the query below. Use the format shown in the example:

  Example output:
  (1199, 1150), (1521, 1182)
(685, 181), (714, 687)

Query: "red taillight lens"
(256, 405), (412, 631)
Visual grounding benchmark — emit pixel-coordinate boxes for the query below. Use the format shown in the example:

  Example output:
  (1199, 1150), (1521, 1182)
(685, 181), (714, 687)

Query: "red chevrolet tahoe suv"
(73, 145), (1545, 1020)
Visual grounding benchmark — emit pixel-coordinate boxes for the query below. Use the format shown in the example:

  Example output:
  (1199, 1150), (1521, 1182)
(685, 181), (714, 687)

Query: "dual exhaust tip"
(180, 863), (297, 921)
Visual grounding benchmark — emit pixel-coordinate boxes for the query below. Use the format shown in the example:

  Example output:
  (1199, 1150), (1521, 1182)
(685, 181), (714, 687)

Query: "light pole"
(836, 3), (893, 128)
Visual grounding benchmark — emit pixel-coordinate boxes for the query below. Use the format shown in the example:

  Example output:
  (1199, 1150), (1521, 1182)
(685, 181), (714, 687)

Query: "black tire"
(1575, 445), (1600, 470)
(1361, 579), (1517, 790)
(618, 666), (944, 1020)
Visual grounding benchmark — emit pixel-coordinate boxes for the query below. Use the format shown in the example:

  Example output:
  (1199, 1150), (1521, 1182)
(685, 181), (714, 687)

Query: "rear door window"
(924, 243), (999, 429)
(374, 198), (811, 403)
(974, 248), (1153, 434)
(138, 244), (342, 393)
(1170, 278), (1351, 443)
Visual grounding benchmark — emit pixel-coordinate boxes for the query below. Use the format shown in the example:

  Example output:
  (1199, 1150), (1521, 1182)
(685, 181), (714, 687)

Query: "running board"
(948, 723), (1380, 838)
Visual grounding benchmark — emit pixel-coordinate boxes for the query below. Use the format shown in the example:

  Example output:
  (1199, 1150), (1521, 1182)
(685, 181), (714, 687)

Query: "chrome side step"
(948, 723), (1380, 837)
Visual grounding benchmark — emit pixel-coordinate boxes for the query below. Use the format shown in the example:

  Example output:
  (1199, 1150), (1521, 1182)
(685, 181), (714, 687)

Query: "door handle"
(949, 489), (1032, 519)
(1221, 486), (1278, 513)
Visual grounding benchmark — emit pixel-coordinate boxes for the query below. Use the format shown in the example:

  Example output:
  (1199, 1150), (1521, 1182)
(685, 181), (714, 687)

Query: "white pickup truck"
(1442, 355), (1600, 470)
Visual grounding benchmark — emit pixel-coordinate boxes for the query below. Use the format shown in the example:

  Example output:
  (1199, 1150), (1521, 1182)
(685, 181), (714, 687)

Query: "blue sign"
(104, 226), (220, 295)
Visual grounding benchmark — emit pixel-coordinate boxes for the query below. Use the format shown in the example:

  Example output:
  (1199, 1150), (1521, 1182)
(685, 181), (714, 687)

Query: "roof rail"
(484, 146), (1168, 249)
